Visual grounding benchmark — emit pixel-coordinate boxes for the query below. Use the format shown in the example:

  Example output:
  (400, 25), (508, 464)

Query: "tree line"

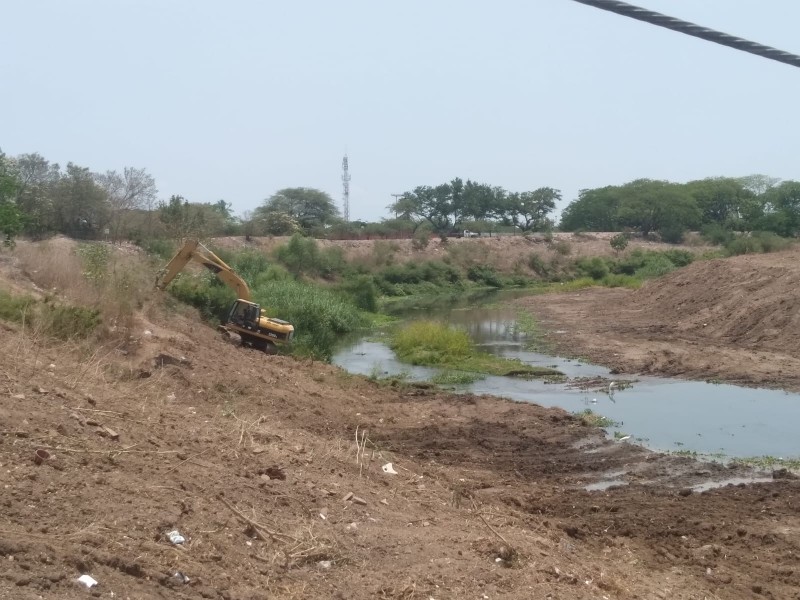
(3, 147), (799, 246)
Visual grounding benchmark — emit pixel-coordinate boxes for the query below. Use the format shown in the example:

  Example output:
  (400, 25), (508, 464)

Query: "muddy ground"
(1, 241), (799, 599)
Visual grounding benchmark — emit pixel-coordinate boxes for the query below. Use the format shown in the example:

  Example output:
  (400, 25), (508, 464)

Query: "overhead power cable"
(571, 0), (800, 70)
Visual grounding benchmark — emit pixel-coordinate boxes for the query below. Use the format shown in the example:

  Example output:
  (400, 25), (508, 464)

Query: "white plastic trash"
(77, 574), (98, 588)
(167, 530), (186, 544)
(382, 462), (398, 475)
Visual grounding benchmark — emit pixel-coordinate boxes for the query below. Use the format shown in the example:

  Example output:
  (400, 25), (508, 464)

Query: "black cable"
(571, 0), (800, 69)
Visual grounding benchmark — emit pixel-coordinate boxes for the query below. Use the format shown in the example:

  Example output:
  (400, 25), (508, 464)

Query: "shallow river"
(332, 292), (800, 460)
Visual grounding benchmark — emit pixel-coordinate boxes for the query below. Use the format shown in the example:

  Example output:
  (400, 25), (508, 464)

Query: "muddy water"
(333, 293), (800, 460)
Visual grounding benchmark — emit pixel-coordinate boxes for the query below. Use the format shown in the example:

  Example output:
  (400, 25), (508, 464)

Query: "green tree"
(756, 180), (800, 236)
(559, 186), (621, 231)
(14, 152), (61, 236)
(51, 163), (109, 238)
(158, 195), (207, 241)
(685, 177), (754, 228)
(505, 187), (560, 232)
(256, 188), (339, 233)
(616, 179), (700, 240)
(0, 151), (22, 246)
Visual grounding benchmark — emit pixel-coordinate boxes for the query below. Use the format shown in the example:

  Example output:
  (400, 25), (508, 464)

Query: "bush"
(467, 265), (503, 288)
(631, 253), (675, 279)
(575, 257), (609, 280)
(43, 304), (101, 339)
(661, 249), (694, 267)
(338, 274), (379, 312)
(610, 233), (629, 253)
(550, 240), (572, 255)
(411, 229), (430, 251)
(274, 234), (346, 279)
(701, 224), (735, 245)
(0, 289), (35, 323)
(724, 231), (791, 256)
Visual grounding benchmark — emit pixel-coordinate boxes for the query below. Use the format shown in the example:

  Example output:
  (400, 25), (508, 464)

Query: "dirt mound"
(631, 248), (800, 354)
(518, 245), (800, 389)
(1, 242), (799, 598)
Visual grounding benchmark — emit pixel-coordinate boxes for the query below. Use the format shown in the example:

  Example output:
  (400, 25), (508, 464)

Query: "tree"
(505, 187), (560, 232)
(756, 180), (800, 236)
(158, 195), (207, 241)
(51, 163), (110, 238)
(0, 151), (22, 246)
(685, 177), (755, 228)
(616, 179), (700, 240)
(609, 233), (629, 254)
(255, 188), (339, 233)
(14, 152), (60, 236)
(559, 186), (621, 231)
(95, 167), (157, 241)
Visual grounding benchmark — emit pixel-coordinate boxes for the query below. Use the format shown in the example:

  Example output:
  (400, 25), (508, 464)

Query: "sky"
(2, 1), (800, 222)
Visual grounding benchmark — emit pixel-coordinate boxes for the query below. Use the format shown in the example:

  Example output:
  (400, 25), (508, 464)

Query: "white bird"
(617, 435), (632, 442)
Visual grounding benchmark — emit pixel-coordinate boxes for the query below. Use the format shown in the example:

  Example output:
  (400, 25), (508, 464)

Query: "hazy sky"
(2, 1), (799, 222)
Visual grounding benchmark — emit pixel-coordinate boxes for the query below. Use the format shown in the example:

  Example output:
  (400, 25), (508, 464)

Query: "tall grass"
(251, 279), (369, 360)
(391, 320), (472, 365)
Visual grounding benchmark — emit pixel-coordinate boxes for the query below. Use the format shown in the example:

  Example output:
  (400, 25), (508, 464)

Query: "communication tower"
(342, 155), (351, 223)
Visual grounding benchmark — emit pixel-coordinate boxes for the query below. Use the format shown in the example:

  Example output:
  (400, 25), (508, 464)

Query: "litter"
(167, 530), (186, 544)
(317, 560), (332, 570)
(382, 462), (398, 475)
(173, 571), (190, 584)
(77, 574), (98, 588)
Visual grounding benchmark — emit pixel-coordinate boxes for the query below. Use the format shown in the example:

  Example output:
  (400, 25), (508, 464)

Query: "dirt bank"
(516, 246), (800, 391)
(1, 243), (799, 599)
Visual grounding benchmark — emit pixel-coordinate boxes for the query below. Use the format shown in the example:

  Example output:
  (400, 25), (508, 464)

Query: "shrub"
(661, 249), (694, 267)
(701, 224), (735, 245)
(338, 274), (379, 312)
(550, 240), (572, 255)
(609, 233), (629, 253)
(411, 229), (430, 251)
(632, 253), (675, 279)
(0, 289), (35, 323)
(372, 241), (400, 265)
(43, 304), (101, 339)
(467, 265), (503, 288)
(575, 257), (609, 280)
(724, 231), (791, 256)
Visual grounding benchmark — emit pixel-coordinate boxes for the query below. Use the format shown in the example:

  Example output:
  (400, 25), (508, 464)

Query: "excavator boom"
(155, 239), (294, 351)
(156, 239), (251, 301)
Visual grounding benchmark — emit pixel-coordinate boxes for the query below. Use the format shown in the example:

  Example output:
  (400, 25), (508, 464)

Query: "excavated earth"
(516, 245), (800, 392)
(1, 240), (799, 599)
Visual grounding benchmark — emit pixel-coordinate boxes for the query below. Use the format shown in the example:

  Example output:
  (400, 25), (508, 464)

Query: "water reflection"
(334, 293), (800, 460)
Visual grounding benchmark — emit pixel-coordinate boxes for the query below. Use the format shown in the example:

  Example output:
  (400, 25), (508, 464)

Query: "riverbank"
(514, 246), (800, 391)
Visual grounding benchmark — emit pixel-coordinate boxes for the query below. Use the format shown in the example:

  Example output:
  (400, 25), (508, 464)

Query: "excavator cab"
(228, 299), (260, 330)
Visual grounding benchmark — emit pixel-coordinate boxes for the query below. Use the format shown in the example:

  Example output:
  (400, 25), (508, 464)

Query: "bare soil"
(516, 246), (800, 391)
(1, 240), (799, 599)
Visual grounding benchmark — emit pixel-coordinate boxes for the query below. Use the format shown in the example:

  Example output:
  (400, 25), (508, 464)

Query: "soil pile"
(518, 246), (800, 389)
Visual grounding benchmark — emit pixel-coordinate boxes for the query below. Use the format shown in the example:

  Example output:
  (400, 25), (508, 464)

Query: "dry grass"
(12, 237), (154, 335)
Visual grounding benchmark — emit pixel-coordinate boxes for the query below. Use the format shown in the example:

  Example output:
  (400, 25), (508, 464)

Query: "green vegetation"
(0, 288), (100, 339)
(390, 320), (561, 378)
(430, 370), (485, 385)
(576, 409), (620, 428)
(732, 456), (800, 470)
(0, 289), (35, 322)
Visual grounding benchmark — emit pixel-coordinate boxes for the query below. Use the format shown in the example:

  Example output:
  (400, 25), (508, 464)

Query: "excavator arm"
(156, 239), (252, 301)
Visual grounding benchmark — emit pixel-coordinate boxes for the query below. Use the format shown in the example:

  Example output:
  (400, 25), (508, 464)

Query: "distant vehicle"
(155, 240), (294, 353)
(463, 230), (480, 238)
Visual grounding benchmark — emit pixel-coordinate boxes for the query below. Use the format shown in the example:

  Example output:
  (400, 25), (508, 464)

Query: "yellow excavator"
(155, 239), (294, 352)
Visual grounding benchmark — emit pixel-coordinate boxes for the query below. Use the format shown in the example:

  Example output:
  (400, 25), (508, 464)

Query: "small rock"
(11, 394), (25, 400)
(317, 560), (332, 570)
(380, 499), (389, 505)
(103, 427), (119, 441)
(342, 492), (354, 502)
(352, 496), (367, 505)
(678, 489), (693, 497)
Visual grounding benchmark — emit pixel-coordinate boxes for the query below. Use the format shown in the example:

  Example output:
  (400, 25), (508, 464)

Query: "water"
(333, 292), (800, 460)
